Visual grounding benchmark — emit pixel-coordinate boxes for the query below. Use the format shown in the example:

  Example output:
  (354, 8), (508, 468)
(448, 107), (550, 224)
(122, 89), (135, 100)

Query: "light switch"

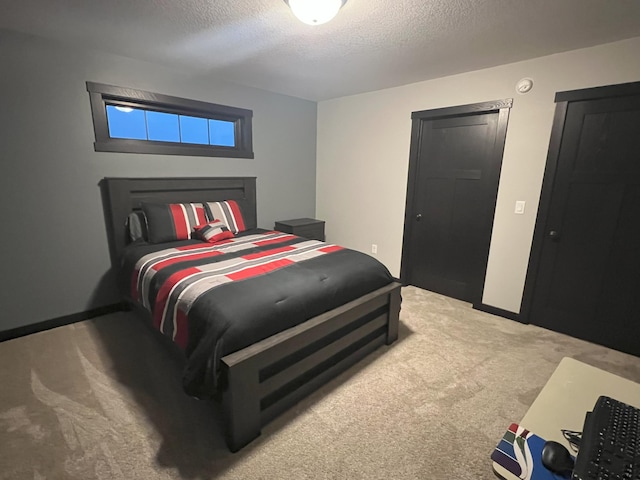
(515, 201), (526, 215)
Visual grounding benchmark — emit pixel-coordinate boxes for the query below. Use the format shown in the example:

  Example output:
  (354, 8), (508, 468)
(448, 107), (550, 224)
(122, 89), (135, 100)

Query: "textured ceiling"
(3, 0), (640, 100)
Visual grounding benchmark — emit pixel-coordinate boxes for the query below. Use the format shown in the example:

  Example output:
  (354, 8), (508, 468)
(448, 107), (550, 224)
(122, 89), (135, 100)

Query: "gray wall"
(0, 30), (318, 331)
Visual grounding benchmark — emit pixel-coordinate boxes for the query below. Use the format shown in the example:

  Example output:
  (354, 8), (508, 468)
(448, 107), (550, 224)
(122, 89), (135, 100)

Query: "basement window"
(86, 82), (253, 158)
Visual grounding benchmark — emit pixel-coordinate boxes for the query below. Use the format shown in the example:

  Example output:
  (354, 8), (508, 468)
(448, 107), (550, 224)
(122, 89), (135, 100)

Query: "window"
(87, 82), (253, 158)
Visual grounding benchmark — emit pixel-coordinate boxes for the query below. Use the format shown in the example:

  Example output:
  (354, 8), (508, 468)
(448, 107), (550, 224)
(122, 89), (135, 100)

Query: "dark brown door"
(525, 83), (640, 356)
(401, 100), (511, 304)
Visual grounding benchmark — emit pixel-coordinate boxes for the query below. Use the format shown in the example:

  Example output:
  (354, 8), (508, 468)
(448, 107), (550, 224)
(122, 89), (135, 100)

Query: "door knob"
(549, 230), (560, 241)
(416, 214), (422, 221)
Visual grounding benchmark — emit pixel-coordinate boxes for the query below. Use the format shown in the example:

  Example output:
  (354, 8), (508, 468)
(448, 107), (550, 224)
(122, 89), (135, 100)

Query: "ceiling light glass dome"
(286, 0), (346, 25)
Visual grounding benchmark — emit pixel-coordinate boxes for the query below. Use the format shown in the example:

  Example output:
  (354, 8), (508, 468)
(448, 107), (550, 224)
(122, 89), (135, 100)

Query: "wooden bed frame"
(99, 176), (401, 452)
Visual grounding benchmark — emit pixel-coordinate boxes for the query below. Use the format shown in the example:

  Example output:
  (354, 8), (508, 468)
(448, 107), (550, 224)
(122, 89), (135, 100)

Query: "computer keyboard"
(572, 396), (640, 480)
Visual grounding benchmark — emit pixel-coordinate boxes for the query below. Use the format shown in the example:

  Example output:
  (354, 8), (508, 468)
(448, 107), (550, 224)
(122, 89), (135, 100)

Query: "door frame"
(519, 81), (640, 323)
(400, 98), (512, 306)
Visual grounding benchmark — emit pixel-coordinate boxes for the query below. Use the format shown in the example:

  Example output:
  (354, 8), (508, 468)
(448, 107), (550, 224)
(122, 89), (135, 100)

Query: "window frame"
(86, 82), (254, 158)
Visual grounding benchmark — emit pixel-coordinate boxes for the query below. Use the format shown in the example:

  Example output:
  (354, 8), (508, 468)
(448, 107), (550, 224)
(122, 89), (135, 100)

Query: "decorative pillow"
(126, 211), (148, 242)
(193, 220), (235, 244)
(203, 200), (246, 234)
(142, 202), (208, 243)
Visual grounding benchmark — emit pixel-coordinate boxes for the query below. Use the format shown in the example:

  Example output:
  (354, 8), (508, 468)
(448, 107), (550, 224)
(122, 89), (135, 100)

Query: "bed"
(100, 176), (401, 452)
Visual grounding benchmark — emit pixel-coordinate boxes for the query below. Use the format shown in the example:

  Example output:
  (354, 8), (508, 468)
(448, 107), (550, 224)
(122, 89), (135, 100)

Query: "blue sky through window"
(106, 104), (236, 147)
(146, 111), (180, 142)
(209, 119), (235, 147)
(106, 106), (147, 140)
(179, 115), (209, 144)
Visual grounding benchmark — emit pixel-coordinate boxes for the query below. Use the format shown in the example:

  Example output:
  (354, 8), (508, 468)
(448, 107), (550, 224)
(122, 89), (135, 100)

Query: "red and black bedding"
(121, 227), (393, 398)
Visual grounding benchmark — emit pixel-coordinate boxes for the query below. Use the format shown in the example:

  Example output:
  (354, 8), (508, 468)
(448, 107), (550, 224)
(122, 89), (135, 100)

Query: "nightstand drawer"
(274, 218), (325, 241)
(292, 224), (324, 241)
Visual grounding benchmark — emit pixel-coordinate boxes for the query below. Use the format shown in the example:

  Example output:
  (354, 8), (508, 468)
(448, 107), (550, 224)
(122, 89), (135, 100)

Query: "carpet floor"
(1, 286), (639, 479)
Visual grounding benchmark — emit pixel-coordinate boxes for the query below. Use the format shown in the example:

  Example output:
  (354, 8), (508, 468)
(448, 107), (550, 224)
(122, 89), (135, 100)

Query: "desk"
(493, 357), (640, 478)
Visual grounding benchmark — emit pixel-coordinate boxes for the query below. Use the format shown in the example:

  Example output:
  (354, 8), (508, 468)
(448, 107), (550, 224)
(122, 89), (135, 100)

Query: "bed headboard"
(100, 176), (257, 268)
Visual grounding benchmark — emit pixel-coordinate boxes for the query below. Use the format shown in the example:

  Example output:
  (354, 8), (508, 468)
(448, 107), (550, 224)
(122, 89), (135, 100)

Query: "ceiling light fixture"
(285, 0), (347, 26)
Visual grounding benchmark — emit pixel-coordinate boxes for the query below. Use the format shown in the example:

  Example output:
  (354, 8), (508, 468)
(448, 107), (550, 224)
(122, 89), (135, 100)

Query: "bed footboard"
(220, 281), (402, 452)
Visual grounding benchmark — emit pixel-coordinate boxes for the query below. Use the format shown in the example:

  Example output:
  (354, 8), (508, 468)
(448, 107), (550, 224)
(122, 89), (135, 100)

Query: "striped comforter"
(122, 229), (393, 397)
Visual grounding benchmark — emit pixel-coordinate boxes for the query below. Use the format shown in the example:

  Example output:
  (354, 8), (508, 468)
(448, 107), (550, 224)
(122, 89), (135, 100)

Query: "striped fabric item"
(142, 202), (208, 243)
(193, 220), (234, 244)
(203, 200), (246, 234)
(131, 231), (342, 348)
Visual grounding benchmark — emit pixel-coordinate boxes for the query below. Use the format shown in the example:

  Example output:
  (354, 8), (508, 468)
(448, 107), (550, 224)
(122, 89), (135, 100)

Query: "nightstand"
(274, 218), (325, 241)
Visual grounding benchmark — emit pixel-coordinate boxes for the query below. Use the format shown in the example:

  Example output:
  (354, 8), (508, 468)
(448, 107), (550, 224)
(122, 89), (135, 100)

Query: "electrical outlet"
(371, 244), (378, 254)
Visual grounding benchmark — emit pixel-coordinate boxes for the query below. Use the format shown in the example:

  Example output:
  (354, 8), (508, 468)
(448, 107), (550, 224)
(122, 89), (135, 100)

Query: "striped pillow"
(204, 200), (246, 234)
(193, 220), (234, 244)
(142, 202), (208, 243)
